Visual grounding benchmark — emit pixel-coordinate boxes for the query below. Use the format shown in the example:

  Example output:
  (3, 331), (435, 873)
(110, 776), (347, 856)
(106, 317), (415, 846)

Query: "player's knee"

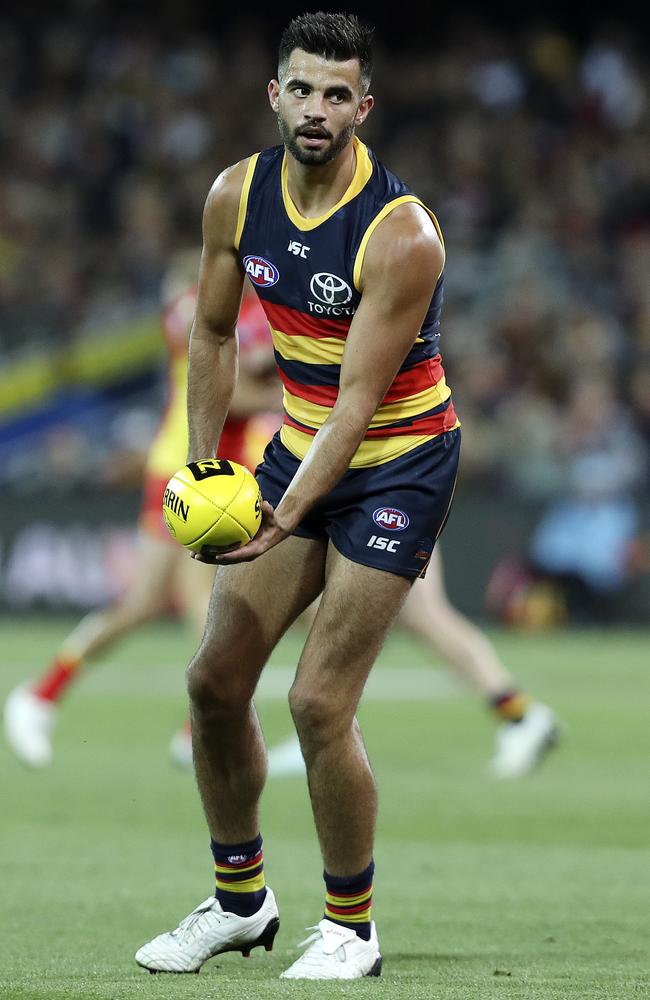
(187, 653), (254, 716)
(288, 686), (348, 746)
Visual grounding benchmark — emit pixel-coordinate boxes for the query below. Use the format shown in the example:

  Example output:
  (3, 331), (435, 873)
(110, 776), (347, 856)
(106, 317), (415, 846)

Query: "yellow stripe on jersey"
(281, 424), (440, 468)
(353, 196), (445, 291)
(271, 327), (345, 366)
(281, 136), (373, 232)
(145, 355), (189, 478)
(235, 153), (260, 251)
(282, 379), (452, 431)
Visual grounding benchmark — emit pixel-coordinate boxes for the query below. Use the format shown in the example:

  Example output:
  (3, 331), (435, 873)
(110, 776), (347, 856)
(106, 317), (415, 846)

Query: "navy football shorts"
(255, 428), (460, 579)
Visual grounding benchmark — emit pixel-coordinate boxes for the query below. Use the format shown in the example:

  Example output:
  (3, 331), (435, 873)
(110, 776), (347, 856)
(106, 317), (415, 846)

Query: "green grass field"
(2, 619), (648, 1000)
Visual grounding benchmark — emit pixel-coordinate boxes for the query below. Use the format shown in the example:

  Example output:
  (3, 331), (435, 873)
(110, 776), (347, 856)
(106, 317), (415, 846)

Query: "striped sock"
(33, 654), (82, 702)
(491, 690), (531, 723)
(211, 835), (266, 917)
(324, 861), (374, 941)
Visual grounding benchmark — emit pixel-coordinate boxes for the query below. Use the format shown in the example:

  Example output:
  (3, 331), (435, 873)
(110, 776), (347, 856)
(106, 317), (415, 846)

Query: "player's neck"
(285, 139), (357, 219)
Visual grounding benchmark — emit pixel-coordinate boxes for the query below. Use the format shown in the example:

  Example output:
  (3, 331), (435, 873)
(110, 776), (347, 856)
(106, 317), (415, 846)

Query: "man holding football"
(136, 11), (458, 980)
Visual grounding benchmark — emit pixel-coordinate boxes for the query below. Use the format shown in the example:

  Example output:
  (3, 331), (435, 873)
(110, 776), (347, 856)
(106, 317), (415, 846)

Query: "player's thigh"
(194, 534), (327, 693)
(122, 531), (180, 613)
(290, 543), (413, 726)
(398, 546), (446, 630)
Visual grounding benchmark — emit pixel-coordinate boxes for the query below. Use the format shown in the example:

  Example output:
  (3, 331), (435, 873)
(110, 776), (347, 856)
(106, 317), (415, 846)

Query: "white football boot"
(4, 684), (56, 767)
(169, 728), (193, 769)
(281, 919), (382, 980)
(135, 888), (280, 974)
(268, 735), (306, 778)
(490, 702), (560, 779)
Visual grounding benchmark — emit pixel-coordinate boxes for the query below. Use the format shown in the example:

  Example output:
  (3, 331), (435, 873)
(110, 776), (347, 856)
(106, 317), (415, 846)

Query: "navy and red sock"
(211, 834), (266, 917)
(324, 861), (374, 941)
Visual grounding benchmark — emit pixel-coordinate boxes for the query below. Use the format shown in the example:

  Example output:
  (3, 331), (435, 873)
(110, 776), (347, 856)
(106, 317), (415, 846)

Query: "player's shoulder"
(205, 157), (255, 216)
(205, 145), (282, 211)
(366, 202), (443, 273)
(201, 155), (260, 248)
(356, 198), (444, 297)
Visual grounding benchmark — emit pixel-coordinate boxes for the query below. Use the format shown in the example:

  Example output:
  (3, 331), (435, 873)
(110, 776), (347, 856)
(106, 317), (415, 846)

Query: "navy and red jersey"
(235, 136), (458, 468)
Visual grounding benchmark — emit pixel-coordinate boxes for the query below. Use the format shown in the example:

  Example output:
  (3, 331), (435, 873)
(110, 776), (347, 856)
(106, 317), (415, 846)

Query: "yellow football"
(162, 459), (262, 554)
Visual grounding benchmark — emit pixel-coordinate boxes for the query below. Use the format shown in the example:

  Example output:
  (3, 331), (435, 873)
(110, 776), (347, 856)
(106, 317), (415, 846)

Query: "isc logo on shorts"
(367, 535), (401, 552)
(373, 507), (409, 531)
(244, 255), (279, 287)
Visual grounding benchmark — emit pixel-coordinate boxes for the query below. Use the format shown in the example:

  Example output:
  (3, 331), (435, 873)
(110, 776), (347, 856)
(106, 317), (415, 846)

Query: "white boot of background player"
(3, 684), (56, 767)
(490, 702), (560, 778)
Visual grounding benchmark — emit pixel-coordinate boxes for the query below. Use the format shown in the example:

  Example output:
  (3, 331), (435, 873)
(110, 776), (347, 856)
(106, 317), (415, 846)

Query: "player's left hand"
(191, 501), (290, 564)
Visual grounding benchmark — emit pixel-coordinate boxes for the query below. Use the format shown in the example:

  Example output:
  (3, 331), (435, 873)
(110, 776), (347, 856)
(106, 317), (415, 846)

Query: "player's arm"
(186, 161), (249, 462)
(216, 203), (444, 562)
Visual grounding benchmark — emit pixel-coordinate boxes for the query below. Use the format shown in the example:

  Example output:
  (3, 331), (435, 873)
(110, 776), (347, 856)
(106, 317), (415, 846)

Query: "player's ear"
(355, 94), (374, 125)
(268, 79), (280, 113)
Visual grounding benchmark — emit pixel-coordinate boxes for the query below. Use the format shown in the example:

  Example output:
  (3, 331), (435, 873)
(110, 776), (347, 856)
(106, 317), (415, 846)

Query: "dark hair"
(278, 12), (374, 94)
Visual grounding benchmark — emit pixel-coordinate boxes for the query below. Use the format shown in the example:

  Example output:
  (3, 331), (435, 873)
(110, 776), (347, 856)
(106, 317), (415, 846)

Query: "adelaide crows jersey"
(236, 136), (459, 468)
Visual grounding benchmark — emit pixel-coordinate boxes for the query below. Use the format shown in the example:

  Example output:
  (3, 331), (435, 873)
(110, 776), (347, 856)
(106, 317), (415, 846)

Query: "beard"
(277, 111), (356, 166)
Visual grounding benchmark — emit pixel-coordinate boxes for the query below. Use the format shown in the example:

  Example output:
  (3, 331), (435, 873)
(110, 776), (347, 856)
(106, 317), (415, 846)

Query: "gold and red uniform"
(139, 286), (278, 540)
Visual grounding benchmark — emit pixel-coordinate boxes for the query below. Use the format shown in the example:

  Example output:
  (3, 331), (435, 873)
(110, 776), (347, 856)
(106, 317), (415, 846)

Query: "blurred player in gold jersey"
(3, 253), (281, 767)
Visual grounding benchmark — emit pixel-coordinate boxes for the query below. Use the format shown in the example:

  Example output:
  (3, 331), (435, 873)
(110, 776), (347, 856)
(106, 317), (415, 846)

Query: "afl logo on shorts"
(373, 507), (410, 531)
(244, 255), (280, 287)
(310, 272), (352, 305)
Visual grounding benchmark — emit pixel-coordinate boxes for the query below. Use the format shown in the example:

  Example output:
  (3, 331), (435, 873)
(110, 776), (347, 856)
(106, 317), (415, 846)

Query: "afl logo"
(373, 507), (410, 531)
(310, 272), (352, 305)
(244, 255), (279, 287)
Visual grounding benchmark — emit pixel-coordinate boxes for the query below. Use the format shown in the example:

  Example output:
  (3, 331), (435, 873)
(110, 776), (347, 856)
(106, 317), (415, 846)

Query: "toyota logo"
(309, 272), (352, 305)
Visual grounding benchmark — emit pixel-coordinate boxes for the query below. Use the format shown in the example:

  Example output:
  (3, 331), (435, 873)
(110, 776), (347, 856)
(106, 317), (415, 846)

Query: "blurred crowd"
(1, 8), (648, 610)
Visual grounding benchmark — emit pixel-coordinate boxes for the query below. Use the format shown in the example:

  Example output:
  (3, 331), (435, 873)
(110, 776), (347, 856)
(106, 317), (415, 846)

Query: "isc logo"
(243, 255), (279, 287)
(367, 535), (401, 552)
(372, 507), (410, 531)
(287, 240), (310, 258)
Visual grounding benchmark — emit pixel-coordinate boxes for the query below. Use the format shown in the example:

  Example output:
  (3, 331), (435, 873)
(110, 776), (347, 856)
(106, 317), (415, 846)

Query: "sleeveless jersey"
(236, 135), (459, 468)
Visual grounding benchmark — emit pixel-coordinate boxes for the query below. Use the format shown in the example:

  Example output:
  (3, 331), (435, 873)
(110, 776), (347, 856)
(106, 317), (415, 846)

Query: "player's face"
(268, 49), (374, 166)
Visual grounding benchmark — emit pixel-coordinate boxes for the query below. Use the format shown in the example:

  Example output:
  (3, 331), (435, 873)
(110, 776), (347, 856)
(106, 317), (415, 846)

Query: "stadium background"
(1, 4), (649, 999)
(1, 1), (648, 619)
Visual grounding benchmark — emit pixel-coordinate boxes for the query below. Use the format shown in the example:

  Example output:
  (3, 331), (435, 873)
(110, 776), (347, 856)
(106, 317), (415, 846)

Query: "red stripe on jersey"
(283, 414), (317, 435)
(261, 300), (351, 340)
(282, 402), (457, 438)
(364, 402), (458, 437)
(278, 356), (446, 409)
(382, 355), (445, 402)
